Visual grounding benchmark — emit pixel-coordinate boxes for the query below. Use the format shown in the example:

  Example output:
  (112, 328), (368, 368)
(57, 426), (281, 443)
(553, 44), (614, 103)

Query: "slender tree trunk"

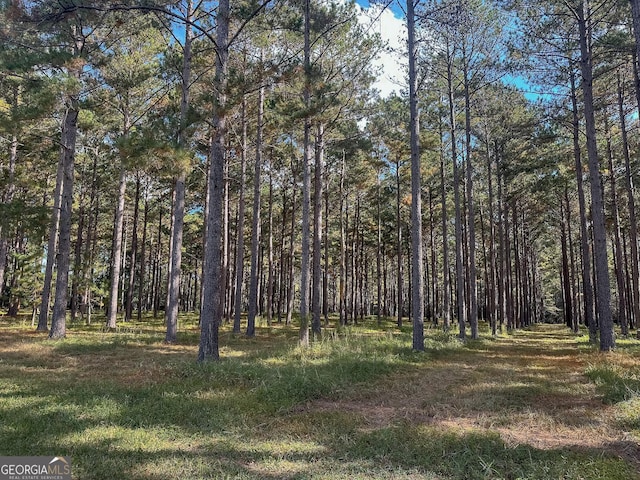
(138, 191), (148, 320)
(300, 0), (312, 346)
(267, 163), (274, 327)
(233, 96), (248, 333)
(577, 0), (614, 350)
(311, 123), (324, 339)
(323, 170), (330, 326)
(569, 68), (596, 341)
(605, 117), (629, 336)
(407, 0), (424, 350)
(50, 94), (80, 339)
(277, 183), (287, 323)
(247, 83), (265, 338)
(107, 169), (127, 329)
(198, 0), (229, 361)
(564, 188), (579, 333)
(486, 137), (497, 336)
(70, 204), (84, 322)
(286, 168), (296, 326)
(446, 40), (466, 339)
(396, 157), (403, 327)
(617, 71), (640, 334)
(463, 47), (478, 340)
(377, 167), (382, 325)
(125, 174), (141, 322)
(497, 154), (507, 331)
(561, 198), (572, 329)
(1, 126), (18, 315)
(339, 152), (347, 326)
(440, 117), (451, 331)
(37, 143), (64, 332)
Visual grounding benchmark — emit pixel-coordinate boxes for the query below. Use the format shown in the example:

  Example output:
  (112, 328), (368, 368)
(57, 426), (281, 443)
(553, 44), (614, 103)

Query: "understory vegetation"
(1, 316), (638, 479)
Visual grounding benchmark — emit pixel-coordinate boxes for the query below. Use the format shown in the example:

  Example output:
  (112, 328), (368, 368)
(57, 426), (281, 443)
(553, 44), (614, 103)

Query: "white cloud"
(358, 5), (407, 98)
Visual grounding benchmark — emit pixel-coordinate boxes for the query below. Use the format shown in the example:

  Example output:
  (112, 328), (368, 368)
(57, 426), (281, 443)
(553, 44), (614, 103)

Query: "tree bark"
(125, 174), (141, 322)
(407, 0), (424, 350)
(106, 169), (127, 329)
(233, 96), (248, 333)
(339, 152), (347, 326)
(299, 0), (312, 346)
(396, 156), (403, 327)
(311, 123), (324, 339)
(577, 0), (614, 351)
(462, 46), (478, 339)
(439, 118), (451, 331)
(247, 83), (265, 338)
(198, 0), (229, 362)
(569, 68), (596, 341)
(604, 116), (629, 336)
(617, 71), (639, 334)
(37, 141), (64, 331)
(446, 39), (466, 339)
(49, 96), (79, 339)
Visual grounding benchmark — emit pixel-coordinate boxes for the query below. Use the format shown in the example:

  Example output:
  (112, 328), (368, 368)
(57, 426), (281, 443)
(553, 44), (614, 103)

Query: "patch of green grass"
(585, 363), (640, 404)
(586, 359), (640, 434)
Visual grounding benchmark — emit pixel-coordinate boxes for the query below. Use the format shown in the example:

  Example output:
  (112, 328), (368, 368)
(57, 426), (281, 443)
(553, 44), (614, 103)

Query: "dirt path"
(311, 324), (640, 473)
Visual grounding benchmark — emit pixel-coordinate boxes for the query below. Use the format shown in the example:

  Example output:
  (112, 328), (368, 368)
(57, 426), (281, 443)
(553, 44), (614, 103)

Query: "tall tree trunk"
(564, 188), (579, 333)
(486, 136), (497, 336)
(299, 0), (312, 346)
(233, 95), (248, 333)
(247, 83), (265, 338)
(1, 125), (18, 316)
(125, 174), (141, 322)
(137, 190), (148, 320)
(605, 116), (629, 336)
(311, 123), (324, 339)
(396, 156), (403, 327)
(560, 197), (572, 329)
(166, 0), (193, 342)
(339, 152), (347, 326)
(152, 209), (163, 318)
(198, 0), (229, 361)
(407, 0), (424, 350)
(497, 153), (507, 331)
(323, 172), (330, 326)
(286, 167), (297, 326)
(267, 163), (274, 327)
(377, 167), (382, 325)
(446, 39), (466, 339)
(106, 169), (127, 329)
(50, 91), (80, 339)
(569, 68), (596, 342)
(462, 46), (478, 340)
(70, 204), (84, 322)
(37, 141), (65, 331)
(617, 71), (640, 334)
(577, 0), (614, 350)
(440, 118), (451, 331)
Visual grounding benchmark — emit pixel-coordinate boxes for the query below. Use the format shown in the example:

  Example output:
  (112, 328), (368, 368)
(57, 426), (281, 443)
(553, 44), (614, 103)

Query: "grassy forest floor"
(0, 315), (639, 479)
